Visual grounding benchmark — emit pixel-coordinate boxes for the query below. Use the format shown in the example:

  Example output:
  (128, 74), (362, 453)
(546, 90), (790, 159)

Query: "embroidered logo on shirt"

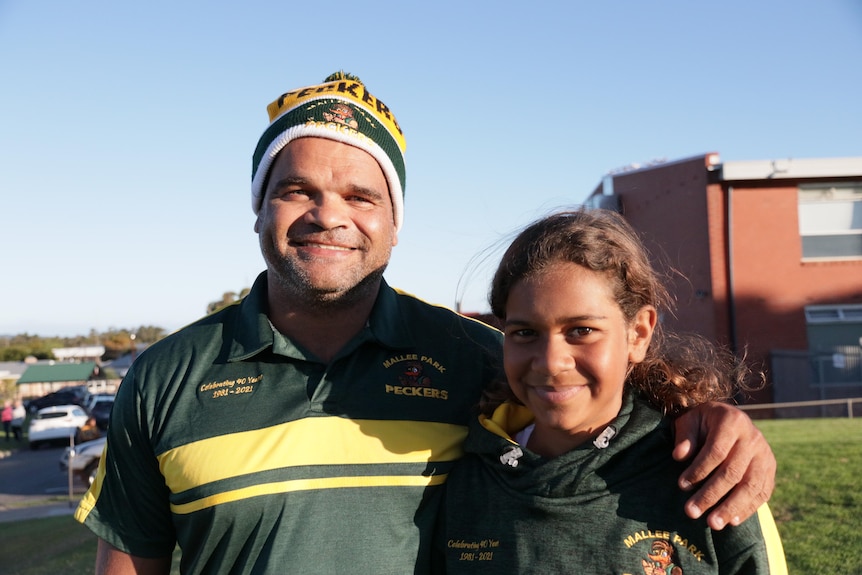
(641, 539), (683, 574)
(623, 530), (704, 574)
(199, 374), (263, 400)
(382, 354), (449, 400)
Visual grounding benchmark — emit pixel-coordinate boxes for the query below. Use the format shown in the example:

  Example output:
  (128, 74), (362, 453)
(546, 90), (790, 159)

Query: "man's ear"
(628, 306), (657, 364)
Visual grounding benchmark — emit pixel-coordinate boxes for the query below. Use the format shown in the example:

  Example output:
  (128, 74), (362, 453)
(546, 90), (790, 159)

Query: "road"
(0, 441), (88, 519)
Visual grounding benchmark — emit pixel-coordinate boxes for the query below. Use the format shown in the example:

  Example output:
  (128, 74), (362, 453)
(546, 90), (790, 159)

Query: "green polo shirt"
(76, 271), (502, 574)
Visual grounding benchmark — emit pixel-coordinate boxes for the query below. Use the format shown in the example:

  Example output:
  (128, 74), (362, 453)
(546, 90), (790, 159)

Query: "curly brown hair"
(480, 208), (760, 417)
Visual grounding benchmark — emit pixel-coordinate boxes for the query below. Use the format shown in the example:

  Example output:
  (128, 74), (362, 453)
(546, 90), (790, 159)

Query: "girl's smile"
(503, 261), (655, 457)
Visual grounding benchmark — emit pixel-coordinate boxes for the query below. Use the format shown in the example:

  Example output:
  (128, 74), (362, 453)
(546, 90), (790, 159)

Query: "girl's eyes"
(507, 328), (536, 339)
(506, 326), (595, 340)
(570, 327), (594, 338)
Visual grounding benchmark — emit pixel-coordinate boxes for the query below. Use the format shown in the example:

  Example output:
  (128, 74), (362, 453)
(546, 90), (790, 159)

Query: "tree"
(206, 289), (249, 315)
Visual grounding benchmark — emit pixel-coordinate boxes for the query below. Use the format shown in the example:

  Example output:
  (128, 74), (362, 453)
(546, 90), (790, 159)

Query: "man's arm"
(96, 539), (171, 575)
(672, 402), (776, 531)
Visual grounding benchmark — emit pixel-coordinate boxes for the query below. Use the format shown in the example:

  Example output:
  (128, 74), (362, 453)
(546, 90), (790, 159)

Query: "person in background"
(77, 416), (102, 443)
(10, 400), (26, 441)
(1, 401), (12, 441)
(434, 209), (787, 574)
(75, 72), (777, 574)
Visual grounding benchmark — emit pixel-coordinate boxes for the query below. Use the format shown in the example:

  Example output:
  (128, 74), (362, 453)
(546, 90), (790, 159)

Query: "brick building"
(586, 153), (862, 411)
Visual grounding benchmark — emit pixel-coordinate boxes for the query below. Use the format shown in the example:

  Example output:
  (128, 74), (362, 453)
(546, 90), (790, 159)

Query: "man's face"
(254, 137), (398, 307)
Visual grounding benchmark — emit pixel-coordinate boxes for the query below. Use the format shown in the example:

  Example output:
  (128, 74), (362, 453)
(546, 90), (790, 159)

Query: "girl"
(434, 209), (786, 574)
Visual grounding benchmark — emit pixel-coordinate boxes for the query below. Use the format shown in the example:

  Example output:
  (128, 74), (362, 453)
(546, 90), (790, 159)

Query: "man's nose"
(307, 193), (350, 229)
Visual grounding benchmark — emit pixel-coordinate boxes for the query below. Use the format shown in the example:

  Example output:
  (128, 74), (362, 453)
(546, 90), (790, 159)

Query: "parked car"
(60, 435), (106, 486)
(26, 386), (89, 414)
(28, 404), (89, 449)
(84, 393), (114, 413)
(88, 398), (115, 430)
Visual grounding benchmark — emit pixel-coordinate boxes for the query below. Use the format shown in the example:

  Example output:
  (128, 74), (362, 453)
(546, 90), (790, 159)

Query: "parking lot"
(0, 442), (88, 522)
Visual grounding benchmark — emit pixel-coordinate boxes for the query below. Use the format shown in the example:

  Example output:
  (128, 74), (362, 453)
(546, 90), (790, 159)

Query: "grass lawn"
(0, 515), (182, 575)
(1, 417), (859, 573)
(755, 417), (862, 574)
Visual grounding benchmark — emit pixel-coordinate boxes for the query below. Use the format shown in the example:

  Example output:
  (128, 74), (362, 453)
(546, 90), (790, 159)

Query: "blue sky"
(1, 0), (860, 337)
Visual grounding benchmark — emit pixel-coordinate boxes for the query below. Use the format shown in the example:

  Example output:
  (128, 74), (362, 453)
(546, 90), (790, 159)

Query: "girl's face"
(503, 261), (655, 456)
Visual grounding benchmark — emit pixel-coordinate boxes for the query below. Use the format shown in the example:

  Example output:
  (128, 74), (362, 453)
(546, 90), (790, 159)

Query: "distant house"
(0, 361), (29, 386)
(16, 362), (102, 399)
(52, 346), (105, 362)
(586, 153), (862, 413)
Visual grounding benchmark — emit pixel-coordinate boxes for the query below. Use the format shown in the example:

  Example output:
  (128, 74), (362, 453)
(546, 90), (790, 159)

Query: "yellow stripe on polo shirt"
(157, 416), (466, 494)
(170, 473), (448, 515)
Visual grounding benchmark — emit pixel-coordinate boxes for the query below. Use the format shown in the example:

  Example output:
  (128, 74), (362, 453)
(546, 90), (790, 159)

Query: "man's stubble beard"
(271, 259), (389, 313)
(261, 236), (390, 313)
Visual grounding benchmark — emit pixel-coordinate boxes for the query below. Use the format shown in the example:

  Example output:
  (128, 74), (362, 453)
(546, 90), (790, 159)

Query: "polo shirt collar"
(227, 271), (275, 361)
(227, 272), (415, 362)
(366, 279), (416, 351)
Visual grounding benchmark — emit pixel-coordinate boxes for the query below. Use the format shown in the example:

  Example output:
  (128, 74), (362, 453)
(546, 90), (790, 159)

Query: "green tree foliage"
(207, 287), (250, 315)
(0, 326), (167, 362)
(0, 334), (62, 361)
(0, 286), (246, 362)
(99, 326), (167, 360)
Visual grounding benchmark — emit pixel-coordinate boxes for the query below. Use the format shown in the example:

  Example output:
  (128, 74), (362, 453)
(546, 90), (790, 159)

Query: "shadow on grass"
(0, 515), (181, 575)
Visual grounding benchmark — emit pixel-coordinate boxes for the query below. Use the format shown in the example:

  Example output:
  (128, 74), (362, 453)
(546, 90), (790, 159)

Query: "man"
(76, 72), (776, 574)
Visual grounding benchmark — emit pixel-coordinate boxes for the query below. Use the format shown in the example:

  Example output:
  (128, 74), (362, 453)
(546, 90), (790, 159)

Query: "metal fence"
(739, 397), (862, 419)
(765, 347), (862, 418)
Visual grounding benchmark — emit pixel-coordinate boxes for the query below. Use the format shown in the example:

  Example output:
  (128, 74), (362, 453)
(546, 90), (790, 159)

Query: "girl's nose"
(533, 336), (575, 376)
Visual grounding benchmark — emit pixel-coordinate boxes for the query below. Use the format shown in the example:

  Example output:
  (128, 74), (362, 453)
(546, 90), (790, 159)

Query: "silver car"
(60, 436), (106, 486)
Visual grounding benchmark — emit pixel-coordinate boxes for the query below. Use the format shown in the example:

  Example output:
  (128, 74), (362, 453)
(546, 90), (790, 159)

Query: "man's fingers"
(672, 438), (694, 474)
(684, 437), (776, 529)
(682, 447), (749, 518)
(677, 431), (736, 489)
(699, 472), (773, 530)
(672, 401), (777, 526)
(671, 409), (699, 463)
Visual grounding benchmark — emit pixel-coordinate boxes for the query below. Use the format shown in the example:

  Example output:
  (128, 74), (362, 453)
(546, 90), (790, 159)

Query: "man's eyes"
(276, 189), (309, 199)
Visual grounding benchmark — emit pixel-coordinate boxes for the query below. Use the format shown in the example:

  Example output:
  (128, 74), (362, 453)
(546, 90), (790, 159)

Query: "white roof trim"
(721, 157), (862, 181)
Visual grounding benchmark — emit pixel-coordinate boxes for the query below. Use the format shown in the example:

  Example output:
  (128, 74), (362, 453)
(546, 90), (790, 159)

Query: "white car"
(28, 404), (89, 449)
(60, 436), (106, 486)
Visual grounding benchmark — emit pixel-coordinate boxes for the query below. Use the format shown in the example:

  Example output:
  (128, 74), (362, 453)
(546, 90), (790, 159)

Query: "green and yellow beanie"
(251, 72), (407, 230)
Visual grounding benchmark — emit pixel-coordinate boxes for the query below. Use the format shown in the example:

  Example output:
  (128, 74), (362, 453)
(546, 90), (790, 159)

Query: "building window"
(804, 304), (862, 324)
(798, 183), (862, 259)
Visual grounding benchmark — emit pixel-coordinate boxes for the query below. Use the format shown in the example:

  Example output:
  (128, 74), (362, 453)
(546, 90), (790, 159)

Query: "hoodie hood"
(462, 392), (670, 499)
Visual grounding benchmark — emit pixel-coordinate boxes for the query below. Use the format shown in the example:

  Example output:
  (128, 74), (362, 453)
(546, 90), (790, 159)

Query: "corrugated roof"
(16, 362), (98, 384)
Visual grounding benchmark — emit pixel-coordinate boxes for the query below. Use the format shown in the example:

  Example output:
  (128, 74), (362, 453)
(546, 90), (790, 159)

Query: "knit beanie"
(251, 72), (407, 231)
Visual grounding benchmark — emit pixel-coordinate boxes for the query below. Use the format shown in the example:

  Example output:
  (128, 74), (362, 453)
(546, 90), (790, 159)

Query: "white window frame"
(798, 183), (862, 260)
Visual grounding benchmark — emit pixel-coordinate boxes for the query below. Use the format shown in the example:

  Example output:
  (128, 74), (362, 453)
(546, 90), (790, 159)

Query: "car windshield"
(38, 412), (70, 420)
